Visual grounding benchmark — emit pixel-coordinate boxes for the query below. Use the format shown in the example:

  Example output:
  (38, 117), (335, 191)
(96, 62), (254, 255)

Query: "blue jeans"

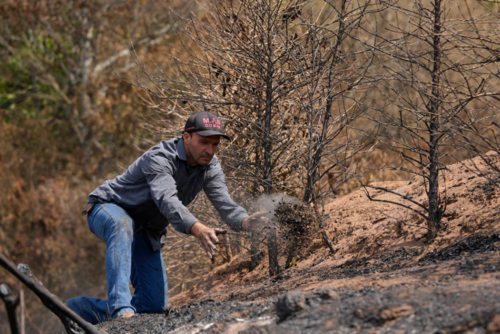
(66, 203), (168, 324)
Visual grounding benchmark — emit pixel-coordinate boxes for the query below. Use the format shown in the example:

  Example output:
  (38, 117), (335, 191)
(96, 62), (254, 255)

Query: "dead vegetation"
(274, 201), (319, 268)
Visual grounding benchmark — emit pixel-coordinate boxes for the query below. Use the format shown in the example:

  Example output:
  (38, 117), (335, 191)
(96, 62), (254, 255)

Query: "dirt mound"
(99, 154), (500, 333)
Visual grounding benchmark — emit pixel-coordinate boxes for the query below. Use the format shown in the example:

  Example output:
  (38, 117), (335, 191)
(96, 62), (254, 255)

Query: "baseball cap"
(183, 111), (231, 140)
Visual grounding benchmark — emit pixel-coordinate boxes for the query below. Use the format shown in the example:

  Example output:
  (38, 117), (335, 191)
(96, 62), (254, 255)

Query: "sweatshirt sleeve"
(142, 153), (199, 235)
(204, 159), (249, 231)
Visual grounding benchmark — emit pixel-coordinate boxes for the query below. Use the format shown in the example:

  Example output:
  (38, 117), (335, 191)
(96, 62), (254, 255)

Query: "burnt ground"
(97, 231), (500, 334)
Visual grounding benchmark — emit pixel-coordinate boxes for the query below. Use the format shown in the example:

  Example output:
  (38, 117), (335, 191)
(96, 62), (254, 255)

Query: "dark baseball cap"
(183, 111), (231, 140)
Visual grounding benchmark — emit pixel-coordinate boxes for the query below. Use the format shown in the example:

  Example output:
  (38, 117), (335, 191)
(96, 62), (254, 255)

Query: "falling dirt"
(97, 154), (500, 334)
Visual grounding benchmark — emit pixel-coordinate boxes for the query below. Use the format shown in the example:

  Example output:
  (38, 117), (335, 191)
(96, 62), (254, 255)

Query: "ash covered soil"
(98, 155), (500, 334)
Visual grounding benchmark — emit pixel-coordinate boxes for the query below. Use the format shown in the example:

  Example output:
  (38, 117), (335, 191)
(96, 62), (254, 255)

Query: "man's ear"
(182, 132), (190, 142)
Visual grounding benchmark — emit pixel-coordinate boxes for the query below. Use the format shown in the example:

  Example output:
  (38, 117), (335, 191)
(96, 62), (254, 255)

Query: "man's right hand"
(241, 211), (269, 235)
(190, 222), (227, 258)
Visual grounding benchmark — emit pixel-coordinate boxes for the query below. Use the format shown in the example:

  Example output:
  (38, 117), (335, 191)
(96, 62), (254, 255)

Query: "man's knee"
(118, 217), (134, 238)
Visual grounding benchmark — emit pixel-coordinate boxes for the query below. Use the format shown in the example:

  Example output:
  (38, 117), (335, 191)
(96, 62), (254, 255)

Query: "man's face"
(183, 132), (221, 166)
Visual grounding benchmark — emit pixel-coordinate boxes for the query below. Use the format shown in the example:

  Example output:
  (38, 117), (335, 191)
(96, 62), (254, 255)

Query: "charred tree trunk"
(267, 225), (280, 276)
(426, 0), (444, 241)
(427, 130), (441, 241)
(263, 60), (274, 194)
(262, 217), (279, 276)
(250, 229), (261, 271)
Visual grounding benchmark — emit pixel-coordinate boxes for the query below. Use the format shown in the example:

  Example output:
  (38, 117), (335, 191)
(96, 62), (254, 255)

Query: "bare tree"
(298, 0), (375, 205)
(294, 0), (384, 255)
(355, 0), (500, 240)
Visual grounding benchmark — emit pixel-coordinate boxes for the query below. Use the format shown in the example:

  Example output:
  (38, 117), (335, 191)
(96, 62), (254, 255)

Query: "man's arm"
(204, 159), (271, 234)
(203, 160), (249, 230)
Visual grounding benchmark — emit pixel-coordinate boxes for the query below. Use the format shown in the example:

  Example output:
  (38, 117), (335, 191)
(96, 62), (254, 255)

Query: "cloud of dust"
(249, 193), (300, 220)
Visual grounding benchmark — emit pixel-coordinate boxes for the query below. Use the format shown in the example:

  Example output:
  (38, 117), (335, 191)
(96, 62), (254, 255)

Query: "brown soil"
(98, 154), (500, 334)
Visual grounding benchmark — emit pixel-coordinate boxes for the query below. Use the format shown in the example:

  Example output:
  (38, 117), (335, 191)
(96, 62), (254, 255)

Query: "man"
(66, 111), (263, 324)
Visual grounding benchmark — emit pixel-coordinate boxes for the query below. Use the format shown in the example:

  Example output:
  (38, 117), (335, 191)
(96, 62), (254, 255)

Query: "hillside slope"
(99, 154), (500, 334)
